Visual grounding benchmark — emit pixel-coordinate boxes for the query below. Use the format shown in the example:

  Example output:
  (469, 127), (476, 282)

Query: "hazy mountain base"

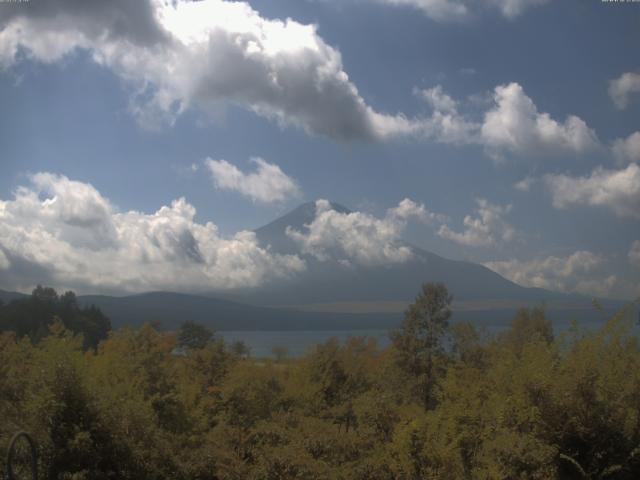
(1, 307), (639, 479)
(1, 288), (627, 337)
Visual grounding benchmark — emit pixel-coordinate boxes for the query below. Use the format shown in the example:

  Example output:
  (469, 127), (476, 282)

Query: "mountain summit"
(2, 201), (622, 331)
(254, 201), (350, 255)
(230, 201), (579, 308)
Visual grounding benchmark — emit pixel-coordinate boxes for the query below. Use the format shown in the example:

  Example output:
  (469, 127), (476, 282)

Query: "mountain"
(254, 201), (350, 256)
(3, 287), (619, 334)
(216, 201), (589, 309)
(0, 288), (399, 331)
(79, 291), (624, 333)
(1, 203), (629, 333)
(77, 292), (399, 331)
(0, 289), (28, 304)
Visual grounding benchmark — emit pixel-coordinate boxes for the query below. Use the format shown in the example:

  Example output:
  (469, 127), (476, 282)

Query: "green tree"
(177, 320), (214, 350)
(0, 286), (110, 349)
(32, 284), (59, 303)
(450, 321), (487, 367)
(271, 345), (289, 363)
(500, 306), (553, 355)
(391, 282), (452, 410)
(231, 340), (251, 358)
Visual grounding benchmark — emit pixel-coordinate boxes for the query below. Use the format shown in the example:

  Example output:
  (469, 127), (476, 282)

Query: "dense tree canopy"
(391, 282), (452, 410)
(0, 284), (639, 479)
(178, 320), (215, 350)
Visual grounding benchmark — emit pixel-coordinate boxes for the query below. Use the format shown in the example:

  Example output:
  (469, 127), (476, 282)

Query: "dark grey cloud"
(0, 0), (167, 46)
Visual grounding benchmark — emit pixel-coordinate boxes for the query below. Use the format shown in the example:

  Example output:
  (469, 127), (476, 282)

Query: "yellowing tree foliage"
(1, 284), (639, 479)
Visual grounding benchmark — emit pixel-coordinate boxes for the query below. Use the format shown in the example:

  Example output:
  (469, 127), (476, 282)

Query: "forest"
(1, 284), (639, 479)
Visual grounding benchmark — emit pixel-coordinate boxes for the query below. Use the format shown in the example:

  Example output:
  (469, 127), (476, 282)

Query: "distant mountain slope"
(0, 289), (27, 304)
(1, 203), (629, 333)
(76, 291), (626, 333)
(254, 201), (350, 256)
(1, 288), (626, 335)
(232, 201), (587, 307)
(1, 288), (400, 331)
(77, 291), (400, 331)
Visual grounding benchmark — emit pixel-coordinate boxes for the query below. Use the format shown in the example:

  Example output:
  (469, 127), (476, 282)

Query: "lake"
(219, 329), (391, 358)
(217, 316), (625, 358)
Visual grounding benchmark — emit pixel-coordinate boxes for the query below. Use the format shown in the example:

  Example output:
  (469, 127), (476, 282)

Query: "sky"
(0, 0), (639, 299)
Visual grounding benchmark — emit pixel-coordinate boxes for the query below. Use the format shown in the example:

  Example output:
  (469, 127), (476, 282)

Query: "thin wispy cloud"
(378, 0), (550, 22)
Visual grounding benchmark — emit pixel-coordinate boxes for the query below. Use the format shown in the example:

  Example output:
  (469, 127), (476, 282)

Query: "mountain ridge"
(233, 200), (591, 306)
(0, 201), (628, 331)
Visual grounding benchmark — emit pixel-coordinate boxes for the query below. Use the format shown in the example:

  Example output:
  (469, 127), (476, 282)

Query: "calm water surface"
(218, 317), (615, 358)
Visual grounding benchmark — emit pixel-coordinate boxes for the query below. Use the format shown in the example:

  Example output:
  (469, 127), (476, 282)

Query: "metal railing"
(5, 432), (37, 480)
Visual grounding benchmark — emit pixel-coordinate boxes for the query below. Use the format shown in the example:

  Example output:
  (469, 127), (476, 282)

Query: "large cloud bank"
(0, 0), (598, 160)
(0, 173), (305, 294)
(0, 173), (440, 293)
(0, 0), (416, 141)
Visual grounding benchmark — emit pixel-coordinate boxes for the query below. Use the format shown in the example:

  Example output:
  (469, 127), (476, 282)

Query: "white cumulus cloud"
(0, 0), (428, 142)
(388, 197), (448, 223)
(0, 1), (587, 153)
(381, 0), (469, 22)
(414, 85), (480, 145)
(437, 198), (517, 247)
(544, 163), (640, 219)
(484, 251), (620, 297)
(286, 198), (437, 266)
(419, 85), (459, 113)
(609, 71), (640, 110)
(205, 157), (300, 203)
(0, 173), (305, 294)
(481, 83), (599, 159)
(413, 82), (599, 158)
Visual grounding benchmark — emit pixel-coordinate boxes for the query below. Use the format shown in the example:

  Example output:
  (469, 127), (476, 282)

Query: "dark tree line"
(0, 285), (111, 349)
